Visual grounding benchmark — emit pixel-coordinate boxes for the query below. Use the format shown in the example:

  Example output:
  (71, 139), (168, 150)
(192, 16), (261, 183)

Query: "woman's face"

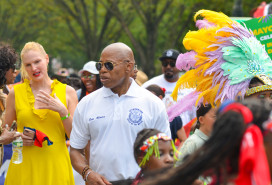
(81, 71), (97, 93)
(144, 140), (174, 171)
(199, 108), (217, 136)
(5, 68), (16, 84)
(22, 50), (48, 81)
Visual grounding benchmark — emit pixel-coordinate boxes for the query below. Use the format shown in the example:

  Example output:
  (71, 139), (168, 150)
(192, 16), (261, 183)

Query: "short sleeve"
(70, 105), (90, 149)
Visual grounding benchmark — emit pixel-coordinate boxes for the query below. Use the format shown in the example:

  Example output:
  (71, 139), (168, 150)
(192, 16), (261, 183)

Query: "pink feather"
(196, 19), (216, 29)
(167, 91), (201, 122)
(176, 51), (197, 71)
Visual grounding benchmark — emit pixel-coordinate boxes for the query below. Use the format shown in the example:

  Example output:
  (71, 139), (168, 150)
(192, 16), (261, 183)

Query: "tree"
(0, 0), (48, 51)
(43, 0), (124, 63)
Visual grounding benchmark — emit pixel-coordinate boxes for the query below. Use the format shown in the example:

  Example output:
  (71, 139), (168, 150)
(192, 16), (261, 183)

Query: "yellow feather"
(194, 9), (233, 27)
(171, 70), (196, 101)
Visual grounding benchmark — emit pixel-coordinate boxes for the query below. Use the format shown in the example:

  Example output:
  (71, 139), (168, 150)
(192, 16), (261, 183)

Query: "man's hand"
(86, 171), (112, 185)
(0, 128), (20, 145)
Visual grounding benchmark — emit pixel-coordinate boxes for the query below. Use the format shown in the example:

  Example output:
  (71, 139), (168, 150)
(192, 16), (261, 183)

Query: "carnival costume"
(168, 10), (272, 122)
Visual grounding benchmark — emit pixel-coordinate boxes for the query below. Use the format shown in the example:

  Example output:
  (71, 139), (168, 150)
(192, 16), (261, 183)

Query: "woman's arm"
(61, 85), (78, 138)
(1, 89), (20, 145)
(4, 89), (16, 127)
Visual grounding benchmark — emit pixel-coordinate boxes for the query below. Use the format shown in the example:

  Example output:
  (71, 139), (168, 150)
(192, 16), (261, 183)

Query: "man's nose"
(99, 63), (108, 73)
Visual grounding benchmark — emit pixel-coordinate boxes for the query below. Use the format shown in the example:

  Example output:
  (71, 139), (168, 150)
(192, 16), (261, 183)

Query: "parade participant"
(143, 49), (195, 126)
(167, 10), (272, 122)
(70, 42), (170, 185)
(146, 84), (187, 146)
(132, 128), (177, 185)
(143, 99), (271, 185)
(77, 61), (102, 101)
(4, 42), (77, 185)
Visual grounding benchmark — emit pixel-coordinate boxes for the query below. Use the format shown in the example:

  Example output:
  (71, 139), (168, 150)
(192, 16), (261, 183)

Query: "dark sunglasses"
(96, 61), (126, 71)
(161, 61), (176, 68)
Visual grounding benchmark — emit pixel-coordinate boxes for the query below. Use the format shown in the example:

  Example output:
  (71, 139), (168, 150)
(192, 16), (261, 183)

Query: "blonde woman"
(4, 42), (77, 185)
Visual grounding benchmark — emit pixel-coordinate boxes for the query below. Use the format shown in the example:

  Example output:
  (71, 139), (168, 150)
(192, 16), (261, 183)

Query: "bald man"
(70, 43), (170, 185)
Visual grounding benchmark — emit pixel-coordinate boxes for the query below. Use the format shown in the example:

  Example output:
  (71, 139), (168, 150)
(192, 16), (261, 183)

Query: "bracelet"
(84, 169), (92, 182)
(81, 165), (90, 178)
(61, 113), (70, 121)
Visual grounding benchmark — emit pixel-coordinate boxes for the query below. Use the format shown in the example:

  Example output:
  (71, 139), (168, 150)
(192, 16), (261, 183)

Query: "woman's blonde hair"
(20, 42), (47, 80)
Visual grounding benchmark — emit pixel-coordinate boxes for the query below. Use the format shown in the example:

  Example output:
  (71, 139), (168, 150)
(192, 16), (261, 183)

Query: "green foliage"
(0, 0), (266, 76)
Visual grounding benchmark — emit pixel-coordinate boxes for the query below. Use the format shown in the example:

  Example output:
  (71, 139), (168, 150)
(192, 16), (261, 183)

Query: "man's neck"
(164, 75), (179, 83)
(111, 78), (132, 97)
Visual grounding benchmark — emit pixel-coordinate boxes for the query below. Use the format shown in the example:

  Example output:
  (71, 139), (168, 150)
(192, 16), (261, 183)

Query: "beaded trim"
(246, 74), (272, 96)
(246, 85), (272, 96)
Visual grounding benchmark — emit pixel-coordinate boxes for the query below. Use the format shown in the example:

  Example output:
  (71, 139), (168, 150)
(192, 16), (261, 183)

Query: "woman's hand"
(35, 90), (68, 117)
(0, 128), (20, 145)
(21, 130), (34, 146)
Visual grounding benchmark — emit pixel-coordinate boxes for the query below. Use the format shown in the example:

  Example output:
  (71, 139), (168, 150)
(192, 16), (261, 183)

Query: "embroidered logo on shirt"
(127, 108), (143, 125)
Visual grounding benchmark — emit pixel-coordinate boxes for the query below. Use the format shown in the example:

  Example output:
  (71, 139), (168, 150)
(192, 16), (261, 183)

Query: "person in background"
(177, 104), (216, 163)
(77, 61), (102, 101)
(146, 84), (187, 147)
(70, 42), (170, 185)
(4, 41), (77, 185)
(0, 45), (20, 170)
(142, 49), (195, 126)
(65, 77), (81, 91)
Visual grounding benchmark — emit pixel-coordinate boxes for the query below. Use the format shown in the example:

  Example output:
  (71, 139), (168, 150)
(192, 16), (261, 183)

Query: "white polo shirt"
(70, 79), (170, 181)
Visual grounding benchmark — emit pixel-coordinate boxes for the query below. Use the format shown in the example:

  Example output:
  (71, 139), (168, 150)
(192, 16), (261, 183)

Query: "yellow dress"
(5, 79), (75, 185)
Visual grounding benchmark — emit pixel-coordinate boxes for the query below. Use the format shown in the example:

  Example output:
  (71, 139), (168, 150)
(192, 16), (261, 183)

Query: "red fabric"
(184, 117), (197, 137)
(34, 130), (52, 147)
(235, 125), (271, 185)
(253, 2), (266, 18)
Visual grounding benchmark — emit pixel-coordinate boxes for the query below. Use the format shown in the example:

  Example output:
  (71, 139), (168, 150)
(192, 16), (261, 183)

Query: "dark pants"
(110, 179), (134, 185)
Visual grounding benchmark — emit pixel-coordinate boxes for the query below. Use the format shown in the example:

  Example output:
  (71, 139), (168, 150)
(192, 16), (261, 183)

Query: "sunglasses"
(81, 74), (96, 80)
(96, 61), (127, 71)
(161, 61), (176, 68)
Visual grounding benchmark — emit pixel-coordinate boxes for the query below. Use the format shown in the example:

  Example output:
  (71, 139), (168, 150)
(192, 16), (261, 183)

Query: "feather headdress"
(168, 10), (272, 121)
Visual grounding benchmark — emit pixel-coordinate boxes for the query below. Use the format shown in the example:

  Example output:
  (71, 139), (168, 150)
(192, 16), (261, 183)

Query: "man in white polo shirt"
(70, 42), (170, 185)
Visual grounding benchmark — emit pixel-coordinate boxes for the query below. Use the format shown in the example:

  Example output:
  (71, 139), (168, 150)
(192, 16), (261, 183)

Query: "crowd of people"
(0, 9), (272, 185)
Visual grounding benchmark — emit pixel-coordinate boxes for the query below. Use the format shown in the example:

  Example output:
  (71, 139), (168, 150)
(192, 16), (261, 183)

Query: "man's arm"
(70, 147), (111, 185)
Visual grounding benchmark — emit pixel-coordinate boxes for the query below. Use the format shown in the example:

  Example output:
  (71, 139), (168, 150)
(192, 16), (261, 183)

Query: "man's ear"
(126, 61), (134, 73)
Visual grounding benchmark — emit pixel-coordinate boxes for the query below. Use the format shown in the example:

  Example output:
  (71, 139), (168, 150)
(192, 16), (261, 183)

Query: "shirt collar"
(102, 78), (141, 98)
(194, 129), (209, 141)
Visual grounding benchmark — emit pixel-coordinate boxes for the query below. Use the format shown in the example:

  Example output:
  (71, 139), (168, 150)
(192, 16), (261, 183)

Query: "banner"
(243, 15), (272, 59)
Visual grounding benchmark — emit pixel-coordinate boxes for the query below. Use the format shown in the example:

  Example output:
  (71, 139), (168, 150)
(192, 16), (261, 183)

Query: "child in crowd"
(177, 104), (216, 163)
(146, 84), (187, 146)
(132, 128), (178, 185)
